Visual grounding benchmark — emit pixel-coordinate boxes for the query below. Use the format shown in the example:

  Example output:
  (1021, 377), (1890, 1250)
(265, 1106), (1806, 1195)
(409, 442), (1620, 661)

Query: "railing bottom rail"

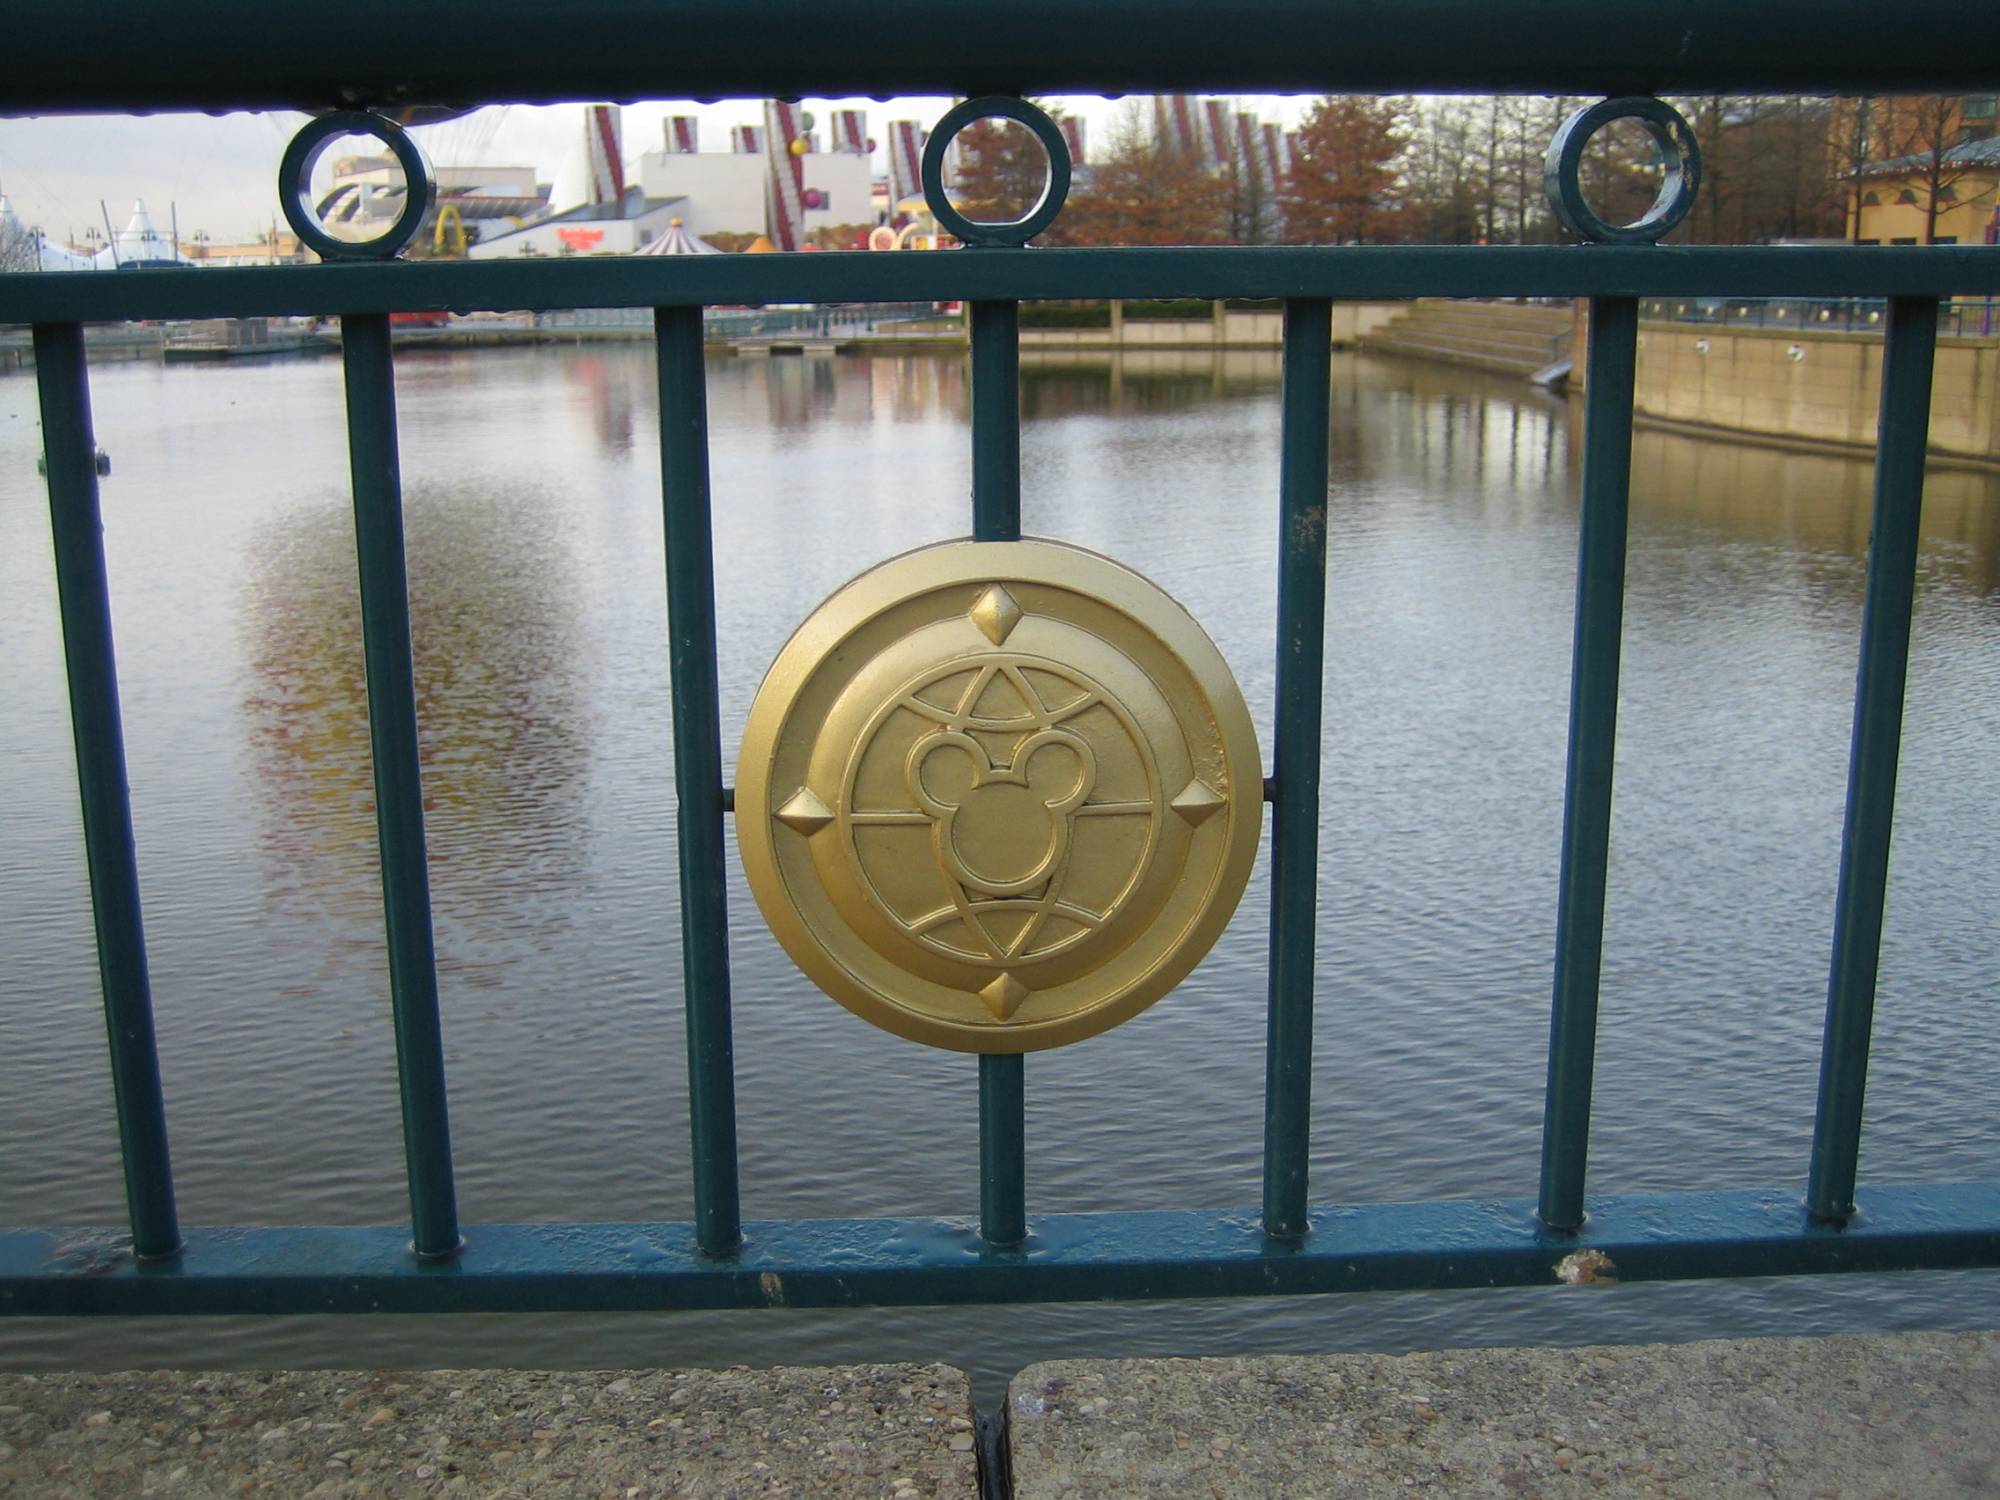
(5, 1185), (1996, 1316)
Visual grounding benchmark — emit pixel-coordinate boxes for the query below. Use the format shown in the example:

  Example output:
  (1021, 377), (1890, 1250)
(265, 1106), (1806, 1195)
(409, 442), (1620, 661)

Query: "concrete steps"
(1362, 298), (1575, 378)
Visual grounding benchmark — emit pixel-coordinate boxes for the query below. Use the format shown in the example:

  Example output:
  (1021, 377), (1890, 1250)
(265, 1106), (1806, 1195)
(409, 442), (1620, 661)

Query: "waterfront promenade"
(2, 1330), (1993, 1496)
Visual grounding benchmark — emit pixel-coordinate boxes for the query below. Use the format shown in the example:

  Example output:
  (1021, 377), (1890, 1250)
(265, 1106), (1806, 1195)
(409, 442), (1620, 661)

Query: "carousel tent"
(101, 200), (193, 268)
(635, 216), (719, 255)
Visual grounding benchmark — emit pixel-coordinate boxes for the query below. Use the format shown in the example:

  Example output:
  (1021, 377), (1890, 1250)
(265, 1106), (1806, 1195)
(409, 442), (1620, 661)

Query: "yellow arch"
(432, 202), (467, 257)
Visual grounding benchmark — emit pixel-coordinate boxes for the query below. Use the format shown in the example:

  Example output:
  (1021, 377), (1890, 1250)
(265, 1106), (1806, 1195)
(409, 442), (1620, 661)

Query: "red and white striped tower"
(1202, 99), (1234, 170)
(585, 104), (625, 206)
(663, 116), (699, 154)
(1261, 122), (1289, 194)
(763, 99), (807, 251)
(1154, 96), (1202, 159)
(1235, 111), (1280, 239)
(939, 98), (966, 191)
(831, 109), (868, 154)
(1261, 123), (1292, 238)
(886, 120), (925, 213)
(731, 123), (764, 154)
(1060, 115), (1087, 166)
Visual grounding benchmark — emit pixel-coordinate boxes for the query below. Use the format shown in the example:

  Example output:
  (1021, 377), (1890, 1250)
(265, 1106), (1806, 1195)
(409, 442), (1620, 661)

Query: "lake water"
(2, 342), (1996, 1402)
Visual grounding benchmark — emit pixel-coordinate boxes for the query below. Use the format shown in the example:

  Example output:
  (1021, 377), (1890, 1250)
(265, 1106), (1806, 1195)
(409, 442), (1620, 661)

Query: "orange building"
(1838, 95), (2000, 245)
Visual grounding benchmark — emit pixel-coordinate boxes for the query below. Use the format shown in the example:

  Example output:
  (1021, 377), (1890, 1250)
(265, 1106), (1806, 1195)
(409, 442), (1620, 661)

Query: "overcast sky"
(0, 96), (1314, 246)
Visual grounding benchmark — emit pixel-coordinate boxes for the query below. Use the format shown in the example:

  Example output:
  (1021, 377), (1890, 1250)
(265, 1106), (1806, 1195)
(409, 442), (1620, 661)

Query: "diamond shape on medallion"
(969, 584), (1024, 645)
(774, 787), (834, 836)
(978, 972), (1030, 1021)
(1170, 779), (1225, 827)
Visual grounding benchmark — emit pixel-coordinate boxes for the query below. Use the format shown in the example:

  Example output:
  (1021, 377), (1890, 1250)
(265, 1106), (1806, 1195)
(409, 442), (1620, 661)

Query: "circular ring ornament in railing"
(279, 111), (437, 261)
(921, 96), (1072, 248)
(1544, 96), (1701, 245)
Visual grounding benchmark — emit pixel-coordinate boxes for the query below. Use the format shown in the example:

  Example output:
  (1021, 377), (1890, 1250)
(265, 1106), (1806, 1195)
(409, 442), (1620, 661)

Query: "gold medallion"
(736, 539), (1262, 1052)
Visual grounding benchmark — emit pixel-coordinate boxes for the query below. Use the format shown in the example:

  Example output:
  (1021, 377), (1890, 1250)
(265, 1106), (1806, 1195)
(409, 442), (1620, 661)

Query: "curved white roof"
(0, 195), (98, 270)
(105, 200), (193, 267)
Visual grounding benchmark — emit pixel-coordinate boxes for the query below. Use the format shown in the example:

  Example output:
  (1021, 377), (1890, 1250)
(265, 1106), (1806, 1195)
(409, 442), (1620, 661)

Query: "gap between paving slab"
(0, 1363), (979, 1499)
(1006, 1330), (2000, 1498)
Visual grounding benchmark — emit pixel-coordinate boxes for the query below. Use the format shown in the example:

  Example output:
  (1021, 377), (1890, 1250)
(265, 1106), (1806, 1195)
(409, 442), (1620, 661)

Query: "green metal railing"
(3, 3), (1999, 1316)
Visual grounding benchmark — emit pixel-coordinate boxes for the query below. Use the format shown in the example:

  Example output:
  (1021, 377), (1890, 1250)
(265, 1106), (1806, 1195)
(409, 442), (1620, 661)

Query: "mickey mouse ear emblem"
(736, 539), (1263, 1053)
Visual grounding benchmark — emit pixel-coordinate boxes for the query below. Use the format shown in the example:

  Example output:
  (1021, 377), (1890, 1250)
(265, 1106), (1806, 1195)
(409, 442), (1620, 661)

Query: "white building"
(635, 148), (874, 240)
(467, 187), (686, 259)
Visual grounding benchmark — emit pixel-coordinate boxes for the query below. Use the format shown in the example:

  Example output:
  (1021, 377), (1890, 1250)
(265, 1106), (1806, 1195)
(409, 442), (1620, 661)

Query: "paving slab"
(0, 1363), (978, 1499)
(1008, 1330), (2000, 1498)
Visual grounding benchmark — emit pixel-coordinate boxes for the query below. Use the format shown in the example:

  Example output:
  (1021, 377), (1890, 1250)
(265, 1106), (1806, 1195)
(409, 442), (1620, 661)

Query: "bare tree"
(1828, 96), (1877, 242)
(1888, 95), (1988, 243)
(1403, 100), (1484, 243)
(1387, 94), (1845, 246)
(0, 217), (46, 271)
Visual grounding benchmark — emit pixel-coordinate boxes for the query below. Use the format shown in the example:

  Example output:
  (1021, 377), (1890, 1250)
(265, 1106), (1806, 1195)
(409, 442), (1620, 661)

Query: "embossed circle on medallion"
(737, 539), (1263, 1053)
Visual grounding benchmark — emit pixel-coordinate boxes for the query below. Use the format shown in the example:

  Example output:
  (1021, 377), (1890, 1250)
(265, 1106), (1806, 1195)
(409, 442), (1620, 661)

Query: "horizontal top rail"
(6, 0), (2000, 115)
(5, 246), (2000, 326)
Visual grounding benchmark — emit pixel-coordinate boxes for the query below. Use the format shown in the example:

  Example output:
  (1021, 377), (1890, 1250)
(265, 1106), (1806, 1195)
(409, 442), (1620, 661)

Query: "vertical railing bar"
(655, 304), (744, 1256)
(1807, 295), (1939, 1225)
(970, 296), (1027, 1249)
(33, 321), (182, 1261)
(978, 1049), (1026, 1247)
(1536, 294), (1640, 1234)
(340, 311), (461, 1259)
(970, 300), (1022, 538)
(1261, 297), (1333, 1242)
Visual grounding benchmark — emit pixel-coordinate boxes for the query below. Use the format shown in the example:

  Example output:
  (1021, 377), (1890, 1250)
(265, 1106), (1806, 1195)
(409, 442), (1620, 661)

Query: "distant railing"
(4, 1), (1999, 1320)
(535, 303), (945, 336)
(1641, 295), (2000, 338)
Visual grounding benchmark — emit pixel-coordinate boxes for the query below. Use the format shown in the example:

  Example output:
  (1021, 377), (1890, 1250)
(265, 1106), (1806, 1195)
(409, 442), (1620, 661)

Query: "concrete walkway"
(0, 1365), (978, 1499)
(2, 1331), (1994, 1498)
(1008, 1331), (2000, 1498)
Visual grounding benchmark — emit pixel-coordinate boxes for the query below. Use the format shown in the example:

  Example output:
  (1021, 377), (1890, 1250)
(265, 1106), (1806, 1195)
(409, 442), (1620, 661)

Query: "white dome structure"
(636, 216), (719, 255)
(104, 200), (192, 268)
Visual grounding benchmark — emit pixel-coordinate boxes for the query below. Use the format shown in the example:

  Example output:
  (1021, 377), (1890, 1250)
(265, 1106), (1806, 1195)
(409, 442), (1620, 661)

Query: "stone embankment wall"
(1020, 302), (1401, 352)
(1574, 309), (2000, 468)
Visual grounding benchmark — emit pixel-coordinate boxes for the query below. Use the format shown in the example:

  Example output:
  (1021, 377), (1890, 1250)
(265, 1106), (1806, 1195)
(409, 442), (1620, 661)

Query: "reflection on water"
(241, 481), (594, 994)
(0, 345), (1995, 1401)
(1627, 428), (2000, 596)
(1022, 348), (1285, 415)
